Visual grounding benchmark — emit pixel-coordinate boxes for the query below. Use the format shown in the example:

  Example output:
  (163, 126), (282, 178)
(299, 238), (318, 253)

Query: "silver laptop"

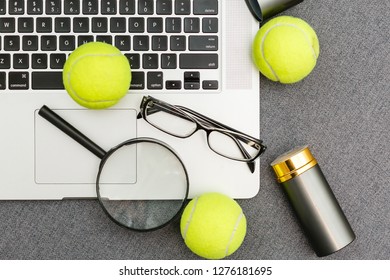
(0, 0), (261, 199)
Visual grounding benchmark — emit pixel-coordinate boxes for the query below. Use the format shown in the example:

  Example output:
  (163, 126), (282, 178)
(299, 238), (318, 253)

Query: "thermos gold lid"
(271, 146), (318, 183)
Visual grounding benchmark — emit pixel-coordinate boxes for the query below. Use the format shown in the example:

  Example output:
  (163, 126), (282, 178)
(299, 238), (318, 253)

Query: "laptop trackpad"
(35, 108), (137, 184)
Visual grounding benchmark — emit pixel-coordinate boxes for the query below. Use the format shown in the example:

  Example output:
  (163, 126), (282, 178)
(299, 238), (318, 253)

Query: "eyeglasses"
(137, 96), (266, 172)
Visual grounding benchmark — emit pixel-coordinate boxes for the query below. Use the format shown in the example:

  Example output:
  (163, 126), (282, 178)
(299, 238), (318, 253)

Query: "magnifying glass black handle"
(38, 105), (107, 159)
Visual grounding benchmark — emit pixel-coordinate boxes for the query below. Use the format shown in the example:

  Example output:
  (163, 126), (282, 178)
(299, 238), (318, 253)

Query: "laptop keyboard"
(0, 0), (220, 92)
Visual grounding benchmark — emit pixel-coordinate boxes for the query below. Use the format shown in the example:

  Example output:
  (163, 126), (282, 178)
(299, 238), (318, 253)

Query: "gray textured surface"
(0, 0), (389, 260)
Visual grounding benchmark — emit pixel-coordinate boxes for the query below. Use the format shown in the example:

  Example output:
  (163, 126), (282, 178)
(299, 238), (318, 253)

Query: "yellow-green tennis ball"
(253, 16), (320, 84)
(180, 193), (247, 259)
(63, 42), (131, 109)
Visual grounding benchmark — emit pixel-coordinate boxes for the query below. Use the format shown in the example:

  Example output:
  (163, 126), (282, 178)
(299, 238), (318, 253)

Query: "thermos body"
(271, 146), (356, 257)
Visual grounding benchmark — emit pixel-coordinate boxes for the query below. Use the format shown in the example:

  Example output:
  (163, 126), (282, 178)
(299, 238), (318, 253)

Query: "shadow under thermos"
(271, 146), (356, 257)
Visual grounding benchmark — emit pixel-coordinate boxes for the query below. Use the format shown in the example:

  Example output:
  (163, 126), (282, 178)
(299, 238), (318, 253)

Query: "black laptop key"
(166, 80), (181, 89)
(0, 54), (11, 69)
(55, 18), (71, 33)
(0, 1), (5, 15)
(46, 0), (61, 15)
(36, 18), (53, 33)
(138, 0), (154, 15)
(73, 18), (90, 33)
(59, 36), (76, 51)
(102, 0), (117, 14)
(0, 18), (16, 33)
(13, 54), (29, 69)
(130, 71), (145, 90)
(9, 0), (24, 15)
(9, 72), (29, 90)
(189, 36), (218, 51)
(156, 0), (172, 15)
(83, 0), (98, 14)
(64, 0), (80, 14)
(111, 18), (127, 33)
(50, 54), (67, 69)
(120, 0), (135, 15)
(41, 36), (57, 51)
(180, 54), (218, 69)
(78, 35), (94, 46)
(18, 18), (34, 33)
(175, 0), (190, 15)
(27, 0), (43, 15)
(32, 72), (64, 89)
(0, 72), (5, 90)
(32, 54), (48, 69)
(92, 18), (108, 33)
(4, 36), (20, 51)
(147, 72), (163, 90)
(193, 0), (218, 15)
(23, 36), (39, 51)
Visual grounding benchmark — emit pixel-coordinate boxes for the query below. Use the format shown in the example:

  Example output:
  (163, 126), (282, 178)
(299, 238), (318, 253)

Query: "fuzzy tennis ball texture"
(63, 42), (131, 109)
(253, 16), (320, 84)
(180, 192), (247, 259)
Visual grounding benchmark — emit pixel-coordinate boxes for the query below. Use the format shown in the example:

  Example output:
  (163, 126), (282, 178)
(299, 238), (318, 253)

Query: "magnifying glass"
(38, 105), (189, 231)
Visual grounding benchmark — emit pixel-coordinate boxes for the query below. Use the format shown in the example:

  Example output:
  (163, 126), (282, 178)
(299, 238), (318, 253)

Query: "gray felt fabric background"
(0, 0), (389, 260)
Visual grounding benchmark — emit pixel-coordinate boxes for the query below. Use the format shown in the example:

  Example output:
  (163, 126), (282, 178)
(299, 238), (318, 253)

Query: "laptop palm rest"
(34, 108), (137, 184)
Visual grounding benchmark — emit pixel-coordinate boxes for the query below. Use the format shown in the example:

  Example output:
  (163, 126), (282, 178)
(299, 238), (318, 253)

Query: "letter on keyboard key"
(32, 72), (64, 89)
(179, 54), (218, 69)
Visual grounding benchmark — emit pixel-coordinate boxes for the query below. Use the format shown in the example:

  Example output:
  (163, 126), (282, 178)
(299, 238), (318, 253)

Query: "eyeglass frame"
(137, 96), (267, 166)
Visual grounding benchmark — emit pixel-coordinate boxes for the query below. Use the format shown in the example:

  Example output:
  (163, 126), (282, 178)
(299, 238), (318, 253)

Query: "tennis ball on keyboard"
(180, 192), (246, 259)
(252, 16), (320, 84)
(63, 42), (131, 109)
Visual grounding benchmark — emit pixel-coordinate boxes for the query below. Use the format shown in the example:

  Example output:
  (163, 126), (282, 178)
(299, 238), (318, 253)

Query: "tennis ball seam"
(261, 23), (318, 82)
(181, 197), (198, 241)
(224, 211), (244, 257)
(66, 53), (126, 104)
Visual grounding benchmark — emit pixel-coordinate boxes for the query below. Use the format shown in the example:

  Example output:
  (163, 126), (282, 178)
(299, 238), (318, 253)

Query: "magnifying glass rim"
(95, 137), (190, 232)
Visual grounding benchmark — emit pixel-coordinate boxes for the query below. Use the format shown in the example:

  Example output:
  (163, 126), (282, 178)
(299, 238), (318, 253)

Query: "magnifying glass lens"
(97, 140), (188, 231)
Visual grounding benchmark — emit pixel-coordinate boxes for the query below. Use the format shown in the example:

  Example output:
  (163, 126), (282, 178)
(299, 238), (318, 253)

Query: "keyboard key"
(59, 36), (76, 51)
(73, 18), (90, 33)
(130, 71), (145, 89)
(23, 36), (39, 51)
(203, 80), (218, 90)
(27, 0), (43, 15)
(64, 0), (80, 14)
(184, 18), (200, 33)
(101, 0), (117, 14)
(32, 54), (48, 69)
(125, 53), (140, 69)
(180, 54), (218, 69)
(83, 0), (98, 14)
(184, 71), (200, 89)
(161, 54), (177, 69)
(166, 18), (181, 33)
(129, 18), (145, 33)
(55, 18), (71, 33)
(92, 18), (108, 33)
(18, 18), (34, 33)
(9, 72), (29, 90)
(32, 72), (64, 89)
(189, 36), (218, 51)
(0, 1), (5, 15)
(147, 72), (163, 90)
(138, 0), (154, 15)
(0, 72), (5, 90)
(96, 35), (112, 44)
(152, 36), (168, 51)
(50, 54), (67, 69)
(193, 0), (218, 15)
(78, 35), (94, 46)
(13, 54), (29, 69)
(9, 0), (24, 15)
(0, 54), (11, 69)
(4, 36), (20, 51)
(115, 36), (131, 51)
(46, 0), (61, 15)
(166, 80), (181, 89)
(41, 36), (57, 51)
(170, 36), (186, 51)
(133, 36), (149, 51)
(0, 18), (16, 33)
(111, 18), (127, 33)
(202, 18), (218, 33)
(143, 54), (159, 69)
(36, 18), (53, 33)
(147, 18), (163, 33)
(175, 0), (190, 15)
(120, 0), (135, 14)
(157, 0), (172, 15)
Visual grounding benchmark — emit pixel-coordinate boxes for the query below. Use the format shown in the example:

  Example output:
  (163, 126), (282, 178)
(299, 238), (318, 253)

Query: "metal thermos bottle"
(271, 146), (355, 257)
